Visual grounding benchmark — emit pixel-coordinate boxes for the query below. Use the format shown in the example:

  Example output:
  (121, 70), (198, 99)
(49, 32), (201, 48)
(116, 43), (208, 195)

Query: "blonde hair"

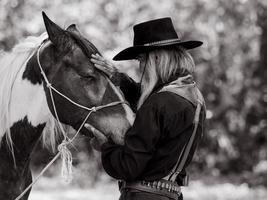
(137, 46), (195, 108)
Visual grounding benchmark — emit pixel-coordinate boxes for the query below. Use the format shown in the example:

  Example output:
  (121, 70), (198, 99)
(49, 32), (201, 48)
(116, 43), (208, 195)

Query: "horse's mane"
(0, 33), (59, 152)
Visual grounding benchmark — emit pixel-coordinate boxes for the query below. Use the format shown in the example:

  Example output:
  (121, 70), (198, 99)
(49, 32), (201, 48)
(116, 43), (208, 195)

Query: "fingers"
(90, 54), (117, 78)
(90, 56), (112, 77)
(91, 53), (104, 60)
(91, 54), (115, 70)
(84, 123), (125, 147)
(91, 53), (108, 65)
(84, 123), (95, 133)
(94, 64), (111, 74)
(92, 53), (107, 61)
(90, 58), (107, 66)
(84, 123), (108, 145)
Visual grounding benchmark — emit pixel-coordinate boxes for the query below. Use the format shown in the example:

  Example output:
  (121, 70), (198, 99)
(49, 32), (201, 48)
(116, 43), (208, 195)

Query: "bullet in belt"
(157, 181), (161, 189)
(152, 181), (157, 188)
(168, 184), (172, 191)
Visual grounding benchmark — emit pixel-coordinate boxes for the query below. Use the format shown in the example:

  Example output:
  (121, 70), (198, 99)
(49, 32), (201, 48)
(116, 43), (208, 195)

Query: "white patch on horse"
(107, 79), (135, 125)
(9, 67), (50, 127)
(0, 33), (57, 146)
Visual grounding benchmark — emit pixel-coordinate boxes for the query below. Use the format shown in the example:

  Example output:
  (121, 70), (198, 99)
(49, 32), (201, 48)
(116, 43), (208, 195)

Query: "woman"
(85, 17), (206, 200)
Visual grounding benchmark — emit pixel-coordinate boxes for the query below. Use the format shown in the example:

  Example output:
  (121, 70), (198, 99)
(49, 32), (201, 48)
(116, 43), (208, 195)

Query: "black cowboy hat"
(113, 17), (203, 61)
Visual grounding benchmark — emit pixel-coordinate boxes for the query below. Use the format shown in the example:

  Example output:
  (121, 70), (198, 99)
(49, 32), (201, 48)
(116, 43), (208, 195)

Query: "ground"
(28, 174), (267, 200)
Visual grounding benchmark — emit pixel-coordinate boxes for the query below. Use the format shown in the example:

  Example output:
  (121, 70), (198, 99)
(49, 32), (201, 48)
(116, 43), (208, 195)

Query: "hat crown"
(113, 17), (203, 60)
(133, 17), (179, 46)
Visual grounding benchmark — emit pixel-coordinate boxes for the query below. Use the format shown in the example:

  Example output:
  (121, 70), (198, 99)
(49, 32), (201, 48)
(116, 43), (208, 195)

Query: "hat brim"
(113, 40), (203, 61)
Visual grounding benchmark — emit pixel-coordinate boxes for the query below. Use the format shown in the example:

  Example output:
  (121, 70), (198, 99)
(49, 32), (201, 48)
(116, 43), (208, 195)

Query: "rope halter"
(36, 39), (127, 158)
(15, 41), (128, 200)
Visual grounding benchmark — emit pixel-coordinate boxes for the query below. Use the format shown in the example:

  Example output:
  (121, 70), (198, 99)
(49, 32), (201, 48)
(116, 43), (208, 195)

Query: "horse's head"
(39, 12), (134, 142)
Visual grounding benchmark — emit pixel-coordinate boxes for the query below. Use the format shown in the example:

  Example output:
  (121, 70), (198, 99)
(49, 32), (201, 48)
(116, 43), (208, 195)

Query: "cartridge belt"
(119, 179), (181, 200)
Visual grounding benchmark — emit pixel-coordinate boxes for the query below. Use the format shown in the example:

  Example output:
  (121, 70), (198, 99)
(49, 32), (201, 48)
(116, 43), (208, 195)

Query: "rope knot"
(57, 140), (68, 152)
(91, 106), (97, 112)
(57, 140), (73, 183)
(46, 82), (52, 88)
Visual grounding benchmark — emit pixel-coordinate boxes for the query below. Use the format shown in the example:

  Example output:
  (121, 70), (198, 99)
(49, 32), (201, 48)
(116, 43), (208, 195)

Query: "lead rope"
(15, 109), (95, 200)
(15, 41), (126, 200)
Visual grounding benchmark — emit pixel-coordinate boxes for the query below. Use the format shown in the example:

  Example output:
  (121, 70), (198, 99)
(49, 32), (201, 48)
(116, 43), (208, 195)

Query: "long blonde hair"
(137, 46), (195, 108)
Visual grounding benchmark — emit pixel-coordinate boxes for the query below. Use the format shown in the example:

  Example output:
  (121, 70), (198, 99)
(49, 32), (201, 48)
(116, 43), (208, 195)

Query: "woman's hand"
(84, 123), (108, 151)
(90, 54), (117, 78)
(84, 123), (125, 151)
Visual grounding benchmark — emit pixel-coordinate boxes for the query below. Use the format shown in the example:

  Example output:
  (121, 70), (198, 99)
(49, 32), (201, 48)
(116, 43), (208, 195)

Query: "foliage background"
(1, 0), (267, 199)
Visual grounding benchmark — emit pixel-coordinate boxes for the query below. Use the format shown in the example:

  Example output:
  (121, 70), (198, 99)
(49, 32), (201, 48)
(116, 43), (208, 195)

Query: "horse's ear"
(66, 24), (83, 36)
(42, 12), (68, 47)
(66, 24), (78, 32)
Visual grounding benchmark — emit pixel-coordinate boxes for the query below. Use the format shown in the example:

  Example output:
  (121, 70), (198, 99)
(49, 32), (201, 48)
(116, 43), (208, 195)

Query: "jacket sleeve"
(101, 104), (160, 181)
(111, 72), (141, 112)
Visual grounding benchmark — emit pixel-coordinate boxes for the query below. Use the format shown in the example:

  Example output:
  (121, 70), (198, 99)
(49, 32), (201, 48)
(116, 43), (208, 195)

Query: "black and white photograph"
(0, 0), (266, 200)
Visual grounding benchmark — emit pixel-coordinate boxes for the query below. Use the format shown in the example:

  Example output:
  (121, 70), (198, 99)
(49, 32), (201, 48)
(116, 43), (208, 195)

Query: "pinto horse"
(0, 12), (134, 200)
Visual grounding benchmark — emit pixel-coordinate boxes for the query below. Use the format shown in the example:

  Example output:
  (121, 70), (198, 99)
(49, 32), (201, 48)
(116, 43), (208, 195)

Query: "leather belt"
(119, 179), (181, 200)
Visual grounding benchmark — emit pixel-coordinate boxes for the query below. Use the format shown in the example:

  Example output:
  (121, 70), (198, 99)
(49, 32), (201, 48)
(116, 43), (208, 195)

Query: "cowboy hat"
(113, 17), (203, 61)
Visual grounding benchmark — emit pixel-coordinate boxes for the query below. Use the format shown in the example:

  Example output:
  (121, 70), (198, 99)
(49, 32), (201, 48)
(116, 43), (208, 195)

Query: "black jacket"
(102, 73), (205, 185)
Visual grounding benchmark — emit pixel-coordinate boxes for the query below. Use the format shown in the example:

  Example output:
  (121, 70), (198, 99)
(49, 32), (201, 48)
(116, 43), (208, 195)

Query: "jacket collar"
(150, 75), (195, 95)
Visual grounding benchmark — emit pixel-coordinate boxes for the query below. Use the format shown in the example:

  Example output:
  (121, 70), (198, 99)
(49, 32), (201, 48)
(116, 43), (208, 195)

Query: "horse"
(0, 12), (134, 200)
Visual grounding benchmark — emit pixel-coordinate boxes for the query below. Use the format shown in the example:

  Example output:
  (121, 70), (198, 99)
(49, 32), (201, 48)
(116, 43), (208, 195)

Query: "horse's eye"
(78, 69), (96, 81)
(80, 73), (95, 81)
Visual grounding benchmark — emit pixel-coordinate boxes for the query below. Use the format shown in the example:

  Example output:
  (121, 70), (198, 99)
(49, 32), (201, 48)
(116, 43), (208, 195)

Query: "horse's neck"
(0, 118), (37, 199)
(0, 63), (47, 198)
(0, 117), (46, 163)
(4, 54), (51, 161)
(9, 54), (50, 127)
